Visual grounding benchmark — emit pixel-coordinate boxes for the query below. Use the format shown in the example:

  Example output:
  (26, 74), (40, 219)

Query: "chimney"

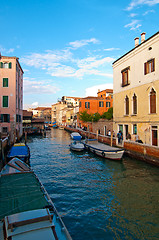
(141, 32), (146, 43)
(134, 37), (139, 47)
(98, 89), (100, 93)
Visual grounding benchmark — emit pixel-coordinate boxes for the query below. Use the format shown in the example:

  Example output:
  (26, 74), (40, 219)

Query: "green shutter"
(7, 114), (10, 123)
(3, 78), (8, 87)
(9, 62), (12, 69)
(0, 62), (3, 68)
(3, 96), (8, 107)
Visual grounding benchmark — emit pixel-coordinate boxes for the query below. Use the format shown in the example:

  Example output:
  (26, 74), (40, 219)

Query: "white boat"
(70, 141), (85, 152)
(70, 132), (82, 141)
(0, 158), (72, 240)
(59, 126), (64, 130)
(84, 140), (124, 160)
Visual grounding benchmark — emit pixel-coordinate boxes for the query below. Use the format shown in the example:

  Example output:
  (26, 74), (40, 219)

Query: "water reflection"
(28, 129), (159, 240)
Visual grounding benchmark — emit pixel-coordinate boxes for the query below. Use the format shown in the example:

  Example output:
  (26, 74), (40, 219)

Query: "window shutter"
(152, 59), (155, 72)
(1, 114), (3, 122)
(0, 62), (3, 68)
(7, 114), (10, 123)
(9, 62), (12, 69)
(3, 96), (8, 107)
(144, 62), (147, 75)
(88, 102), (90, 109)
(150, 89), (156, 113)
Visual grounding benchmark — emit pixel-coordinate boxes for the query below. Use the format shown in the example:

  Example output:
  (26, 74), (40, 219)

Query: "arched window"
(133, 94), (137, 114)
(125, 96), (129, 115)
(150, 88), (156, 114)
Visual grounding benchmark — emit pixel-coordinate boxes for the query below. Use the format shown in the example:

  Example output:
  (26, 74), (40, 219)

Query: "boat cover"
(0, 172), (49, 220)
(7, 144), (29, 158)
(71, 132), (82, 141)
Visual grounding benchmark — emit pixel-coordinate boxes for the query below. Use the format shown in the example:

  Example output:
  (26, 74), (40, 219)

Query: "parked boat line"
(0, 158), (72, 240)
(84, 140), (124, 160)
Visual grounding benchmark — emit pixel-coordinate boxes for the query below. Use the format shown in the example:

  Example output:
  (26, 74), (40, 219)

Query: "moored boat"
(7, 143), (30, 163)
(84, 140), (124, 160)
(70, 132), (82, 141)
(70, 141), (85, 152)
(0, 158), (72, 240)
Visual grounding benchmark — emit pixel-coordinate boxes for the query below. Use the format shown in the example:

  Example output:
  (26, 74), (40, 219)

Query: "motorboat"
(70, 141), (85, 152)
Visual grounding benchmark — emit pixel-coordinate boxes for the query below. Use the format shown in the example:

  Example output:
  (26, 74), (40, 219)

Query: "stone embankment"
(65, 126), (159, 167)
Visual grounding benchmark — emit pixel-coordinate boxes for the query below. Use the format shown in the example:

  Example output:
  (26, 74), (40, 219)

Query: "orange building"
(78, 89), (113, 129)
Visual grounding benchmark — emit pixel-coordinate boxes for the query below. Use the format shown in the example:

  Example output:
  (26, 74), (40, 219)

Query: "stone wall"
(124, 140), (159, 167)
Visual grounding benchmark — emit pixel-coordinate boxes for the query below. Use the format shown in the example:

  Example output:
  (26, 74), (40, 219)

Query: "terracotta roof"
(23, 110), (33, 117)
(34, 107), (51, 111)
(81, 96), (104, 100)
(97, 89), (113, 94)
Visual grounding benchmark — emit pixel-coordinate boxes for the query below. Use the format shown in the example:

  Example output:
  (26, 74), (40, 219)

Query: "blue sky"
(0, 0), (159, 109)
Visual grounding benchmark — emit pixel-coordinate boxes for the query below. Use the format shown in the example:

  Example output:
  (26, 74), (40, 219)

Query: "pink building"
(0, 56), (23, 140)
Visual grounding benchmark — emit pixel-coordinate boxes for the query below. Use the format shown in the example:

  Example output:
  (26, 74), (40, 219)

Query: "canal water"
(27, 129), (159, 240)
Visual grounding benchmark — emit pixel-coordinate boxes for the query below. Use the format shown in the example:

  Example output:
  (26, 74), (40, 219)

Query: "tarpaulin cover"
(0, 172), (49, 220)
(7, 145), (29, 158)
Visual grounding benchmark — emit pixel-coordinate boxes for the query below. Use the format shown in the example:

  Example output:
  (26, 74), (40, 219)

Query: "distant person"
(126, 132), (131, 140)
(117, 131), (122, 144)
(108, 130), (111, 137)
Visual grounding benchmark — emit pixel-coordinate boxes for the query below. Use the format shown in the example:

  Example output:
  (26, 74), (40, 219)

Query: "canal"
(27, 129), (159, 240)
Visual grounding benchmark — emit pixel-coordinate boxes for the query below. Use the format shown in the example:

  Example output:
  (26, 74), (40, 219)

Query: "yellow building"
(113, 32), (159, 146)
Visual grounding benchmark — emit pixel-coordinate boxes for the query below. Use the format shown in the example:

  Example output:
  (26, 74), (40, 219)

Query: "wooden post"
(96, 130), (98, 141)
(111, 131), (113, 147)
(25, 131), (27, 144)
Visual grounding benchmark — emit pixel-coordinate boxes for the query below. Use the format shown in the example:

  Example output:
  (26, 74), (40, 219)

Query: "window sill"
(148, 113), (157, 115)
(124, 114), (129, 117)
(131, 114), (137, 116)
(121, 83), (130, 88)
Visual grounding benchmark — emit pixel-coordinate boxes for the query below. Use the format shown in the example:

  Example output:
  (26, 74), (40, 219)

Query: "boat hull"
(70, 143), (85, 152)
(85, 144), (124, 160)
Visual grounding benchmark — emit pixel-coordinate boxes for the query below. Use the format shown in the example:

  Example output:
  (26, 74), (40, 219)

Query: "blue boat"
(70, 132), (82, 141)
(7, 143), (30, 163)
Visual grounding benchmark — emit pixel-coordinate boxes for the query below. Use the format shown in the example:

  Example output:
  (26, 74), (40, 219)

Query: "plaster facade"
(113, 32), (159, 146)
(0, 56), (23, 139)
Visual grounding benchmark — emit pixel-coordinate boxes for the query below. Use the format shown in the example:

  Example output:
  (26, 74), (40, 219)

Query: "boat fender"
(102, 151), (105, 157)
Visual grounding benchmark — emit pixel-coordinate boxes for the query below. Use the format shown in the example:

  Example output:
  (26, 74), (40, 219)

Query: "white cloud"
(104, 48), (120, 51)
(126, 0), (159, 11)
(21, 41), (115, 79)
(23, 77), (60, 95)
(143, 9), (155, 15)
(124, 19), (141, 30)
(69, 38), (100, 49)
(85, 83), (113, 97)
(0, 46), (14, 54)
(129, 13), (138, 17)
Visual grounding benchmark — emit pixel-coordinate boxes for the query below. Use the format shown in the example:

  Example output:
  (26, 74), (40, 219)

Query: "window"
(106, 102), (110, 108)
(121, 67), (130, 87)
(125, 96), (129, 115)
(2, 127), (8, 133)
(1, 114), (10, 122)
(2, 96), (8, 108)
(144, 58), (155, 75)
(99, 101), (104, 107)
(0, 62), (12, 69)
(85, 102), (90, 109)
(79, 101), (81, 108)
(133, 94), (137, 114)
(150, 88), (156, 114)
(133, 124), (137, 134)
(3, 78), (8, 87)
